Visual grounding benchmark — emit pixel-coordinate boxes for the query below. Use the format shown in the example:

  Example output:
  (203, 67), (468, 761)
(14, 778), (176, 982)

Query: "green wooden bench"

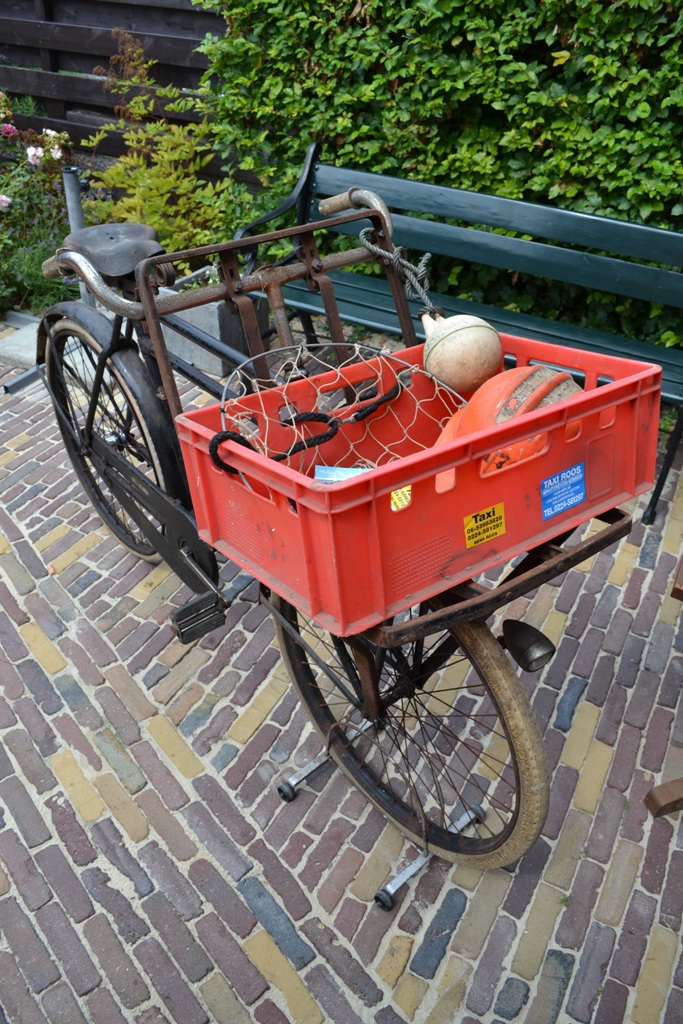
(236, 142), (683, 525)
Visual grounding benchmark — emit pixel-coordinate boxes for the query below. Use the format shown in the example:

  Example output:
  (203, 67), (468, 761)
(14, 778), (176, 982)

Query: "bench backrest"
(299, 155), (683, 311)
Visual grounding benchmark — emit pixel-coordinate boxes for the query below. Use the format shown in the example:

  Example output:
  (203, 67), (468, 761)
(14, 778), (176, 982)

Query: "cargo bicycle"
(35, 189), (658, 885)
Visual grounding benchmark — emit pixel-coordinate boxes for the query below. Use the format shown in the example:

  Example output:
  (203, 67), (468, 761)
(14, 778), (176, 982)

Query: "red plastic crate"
(176, 334), (661, 635)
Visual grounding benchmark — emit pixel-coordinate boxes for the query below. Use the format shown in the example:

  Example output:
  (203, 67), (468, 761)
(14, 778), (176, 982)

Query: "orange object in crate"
(434, 364), (583, 486)
(176, 335), (661, 636)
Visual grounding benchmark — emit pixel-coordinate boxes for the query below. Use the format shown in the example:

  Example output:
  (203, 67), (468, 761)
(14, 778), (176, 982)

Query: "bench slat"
(311, 164), (683, 266)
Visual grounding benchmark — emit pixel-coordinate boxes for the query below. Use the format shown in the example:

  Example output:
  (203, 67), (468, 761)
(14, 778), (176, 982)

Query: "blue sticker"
(541, 463), (586, 520)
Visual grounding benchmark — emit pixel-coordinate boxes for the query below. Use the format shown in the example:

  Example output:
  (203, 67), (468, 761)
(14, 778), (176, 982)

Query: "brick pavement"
(0, 353), (682, 1024)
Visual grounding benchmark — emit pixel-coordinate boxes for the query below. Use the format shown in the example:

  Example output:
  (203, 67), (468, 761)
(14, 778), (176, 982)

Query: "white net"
(210, 343), (465, 481)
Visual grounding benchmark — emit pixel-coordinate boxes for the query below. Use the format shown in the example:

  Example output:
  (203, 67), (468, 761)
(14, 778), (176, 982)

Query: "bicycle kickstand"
(374, 805), (485, 911)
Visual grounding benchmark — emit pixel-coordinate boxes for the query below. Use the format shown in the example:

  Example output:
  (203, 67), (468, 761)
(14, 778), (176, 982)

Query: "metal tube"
(61, 167), (94, 306)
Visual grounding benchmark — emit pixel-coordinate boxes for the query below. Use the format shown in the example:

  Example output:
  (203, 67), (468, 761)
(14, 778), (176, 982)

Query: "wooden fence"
(0, 0), (224, 153)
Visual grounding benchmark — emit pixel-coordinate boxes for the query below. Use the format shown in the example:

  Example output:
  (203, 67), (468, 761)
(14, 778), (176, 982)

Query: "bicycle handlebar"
(43, 250), (146, 319)
(318, 188), (394, 238)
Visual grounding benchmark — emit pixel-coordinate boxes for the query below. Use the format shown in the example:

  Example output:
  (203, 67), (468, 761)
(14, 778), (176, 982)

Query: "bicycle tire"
(45, 310), (182, 560)
(272, 595), (549, 868)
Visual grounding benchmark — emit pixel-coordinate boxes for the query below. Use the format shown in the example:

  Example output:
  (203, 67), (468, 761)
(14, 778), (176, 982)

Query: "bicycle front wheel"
(272, 596), (549, 868)
(45, 310), (182, 560)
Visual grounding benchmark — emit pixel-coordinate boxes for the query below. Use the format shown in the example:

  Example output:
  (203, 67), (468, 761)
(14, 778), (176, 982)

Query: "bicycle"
(36, 189), (656, 876)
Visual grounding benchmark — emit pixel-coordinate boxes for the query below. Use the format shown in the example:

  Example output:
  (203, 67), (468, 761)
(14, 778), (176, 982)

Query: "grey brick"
(465, 915), (517, 1016)
(524, 948), (575, 1024)
(566, 921), (616, 1023)
(494, 977), (530, 1021)
(237, 876), (315, 969)
(553, 678), (588, 733)
(610, 889), (657, 985)
(410, 887), (467, 979)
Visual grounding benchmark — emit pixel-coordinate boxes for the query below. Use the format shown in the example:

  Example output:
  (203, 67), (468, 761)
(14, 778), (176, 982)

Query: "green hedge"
(195, 0), (683, 344)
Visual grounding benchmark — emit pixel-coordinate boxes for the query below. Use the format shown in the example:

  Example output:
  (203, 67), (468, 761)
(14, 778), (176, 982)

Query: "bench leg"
(644, 778), (683, 817)
(642, 406), (683, 525)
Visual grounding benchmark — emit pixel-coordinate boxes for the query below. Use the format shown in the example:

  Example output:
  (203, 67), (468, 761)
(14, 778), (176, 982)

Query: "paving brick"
(300, 917), (382, 1006)
(51, 750), (105, 823)
(12, 697), (59, 758)
(81, 867), (150, 945)
(610, 888), (657, 986)
(142, 892), (212, 983)
(625, 669), (660, 729)
(593, 978), (629, 1024)
(247, 838), (311, 920)
(594, 839), (643, 928)
(180, 802), (252, 881)
(316, 846), (365, 916)
(523, 948), (575, 1024)
(0, 897), (61, 993)
(187, 859), (256, 938)
(304, 964), (365, 1024)
(139, 841), (202, 921)
(0, 830), (52, 911)
(543, 766), (579, 840)
(195, 913), (268, 1005)
(199, 971), (252, 1024)
(82, 913), (150, 1009)
(0, 954), (50, 1024)
(53, 715), (102, 770)
(130, 740), (190, 811)
(615, 633), (647, 686)
(641, 815), (675, 895)
(565, 921), (616, 1023)
(34, 901), (101, 995)
(135, 788), (198, 861)
(553, 678), (587, 733)
(44, 792), (97, 866)
(34, 845), (94, 924)
(511, 881), (564, 981)
(660, 849), (683, 931)
(555, 858), (604, 950)
(391, 970), (430, 1021)
(493, 977), (530, 1021)
(452, 870), (510, 960)
(237, 876), (315, 970)
(619, 770), (652, 842)
(630, 924), (680, 1024)
(502, 838), (551, 918)
(606, 723), (641, 793)
(253, 999), (291, 1024)
(134, 936), (209, 1024)
(94, 772), (149, 841)
(465, 915), (517, 1017)
(410, 887), (467, 980)
(85, 987), (129, 1024)
(585, 785), (626, 862)
(0, 776), (51, 847)
(192, 775), (257, 846)
(640, 705), (675, 772)
(92, 818), (154, 897)
(299, 818), (355, 891)
(40, 980), (89, 1024)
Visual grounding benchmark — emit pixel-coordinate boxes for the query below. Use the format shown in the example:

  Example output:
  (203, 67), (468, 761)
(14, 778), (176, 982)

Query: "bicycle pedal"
(171, 591), (227, 644)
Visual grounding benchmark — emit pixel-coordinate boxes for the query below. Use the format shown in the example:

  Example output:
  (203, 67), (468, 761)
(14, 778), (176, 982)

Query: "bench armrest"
(232, 143), (322, 271)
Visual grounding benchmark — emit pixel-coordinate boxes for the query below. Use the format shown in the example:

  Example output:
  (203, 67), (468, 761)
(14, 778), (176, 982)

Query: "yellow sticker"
(464, 503), (506, 549)
(390, 486), (412, 511)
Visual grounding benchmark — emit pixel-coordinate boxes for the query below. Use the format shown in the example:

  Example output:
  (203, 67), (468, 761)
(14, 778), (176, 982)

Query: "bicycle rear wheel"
(45, 308), (182, 559)
(272, 595), (549, 868)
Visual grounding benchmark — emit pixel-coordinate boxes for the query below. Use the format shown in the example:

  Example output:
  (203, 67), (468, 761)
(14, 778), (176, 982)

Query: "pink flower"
(1, 123), (17, 137)
(26, 146), (44, 165)
(0, 194), (11, 210)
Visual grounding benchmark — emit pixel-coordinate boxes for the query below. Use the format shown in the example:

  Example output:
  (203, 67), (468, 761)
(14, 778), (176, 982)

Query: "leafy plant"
(0, 91), (76, 314)
(193, 0), (683, 347)
(82, 30), (241, 268)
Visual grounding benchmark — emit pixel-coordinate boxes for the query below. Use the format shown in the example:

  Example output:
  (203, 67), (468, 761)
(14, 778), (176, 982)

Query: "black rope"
(209, 374), (404, 474)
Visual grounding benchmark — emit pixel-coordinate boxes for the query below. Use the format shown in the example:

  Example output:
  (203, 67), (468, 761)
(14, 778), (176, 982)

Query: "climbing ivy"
(193, 0), (683, 343)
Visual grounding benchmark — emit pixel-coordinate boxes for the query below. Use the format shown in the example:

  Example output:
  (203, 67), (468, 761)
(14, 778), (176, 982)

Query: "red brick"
(0, 897), (60, 992)
(134, 936), (209, 1024)
(34, 845), (94, 923)
(195, 913), (268, 1005)
(83, 914), (150, 1009)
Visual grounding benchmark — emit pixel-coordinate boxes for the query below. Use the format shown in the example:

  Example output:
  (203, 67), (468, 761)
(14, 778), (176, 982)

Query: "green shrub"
(83, 31), (242, 268)
(194, 0), (683, 345)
